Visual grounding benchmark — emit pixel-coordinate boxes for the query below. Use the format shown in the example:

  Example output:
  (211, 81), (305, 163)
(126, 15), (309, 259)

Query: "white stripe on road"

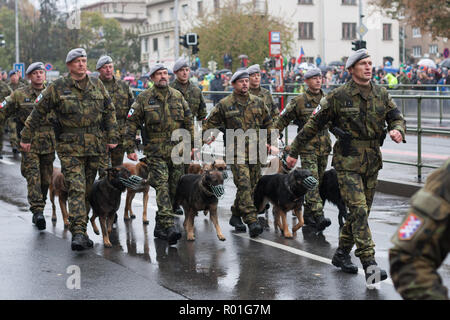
(0, 159), (14, 165)
(234, 233), (394, 286)
(120, 194), (158, 210)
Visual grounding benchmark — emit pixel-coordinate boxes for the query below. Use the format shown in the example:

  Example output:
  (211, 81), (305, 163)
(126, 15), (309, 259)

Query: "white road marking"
(234, 233), (394, 286)
(0, 158), (14, 165)
(120, 194), (158, 210)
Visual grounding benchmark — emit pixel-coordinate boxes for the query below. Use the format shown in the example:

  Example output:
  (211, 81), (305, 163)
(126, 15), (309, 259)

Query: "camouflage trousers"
(20, 151), (55, 214)
(98, 144), (126, 178)
(300, 153), (328, 220)
(230, 163), (261, 225)
(336, 170), (378, 263)
(146, 156), (183, 228)
(7, 118), (18, 150)
(0, 121), (3, 152)
(59, 155), (100, 235)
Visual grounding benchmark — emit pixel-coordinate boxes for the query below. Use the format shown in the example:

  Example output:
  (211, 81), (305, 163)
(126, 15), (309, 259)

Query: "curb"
(376, 179), (422, 198)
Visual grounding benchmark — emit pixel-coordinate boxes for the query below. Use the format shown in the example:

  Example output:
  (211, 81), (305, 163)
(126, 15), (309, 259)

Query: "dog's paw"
(131, 214), (136, 219)
(93, 229), (100, 235)
(143, 220), (149, 225)
(187, 234), (195, 241)
(124, 216), (130, 221)
(104, 241), (112, 248)
(218, 235), (226, 241)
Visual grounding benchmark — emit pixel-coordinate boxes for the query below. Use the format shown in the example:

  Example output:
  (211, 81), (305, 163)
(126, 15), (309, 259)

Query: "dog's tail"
(253, 180), (265, 214)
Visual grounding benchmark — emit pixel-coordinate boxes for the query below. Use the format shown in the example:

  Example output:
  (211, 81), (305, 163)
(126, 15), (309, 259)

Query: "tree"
(370, 0), (449, 39)
(191, 1), (294, 72)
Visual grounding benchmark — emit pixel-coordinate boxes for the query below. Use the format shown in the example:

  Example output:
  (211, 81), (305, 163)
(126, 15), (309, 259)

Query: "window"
(143, 38), (148, 52)
(412, 46), (422, 57)
(153, 38), (158, 52)
(158, 9), (163, 22)
(383, 23), (392, 40)
(182, 4), (188, 17)
(164, 36), (170, 49)
(412, 27), (421, 38)
(298, 22), (314, 39)
(214, 0), (220, 12)
(342, 23), (357, 40)
(197, 1), (203, 16)
(170, 7), (174, 19)
(429, 44), (438, 54)
(342, 0), (356, 5)
(298, 0), (313, 4)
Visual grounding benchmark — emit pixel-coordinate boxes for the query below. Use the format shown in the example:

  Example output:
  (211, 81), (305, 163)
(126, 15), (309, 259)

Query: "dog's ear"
(204, 170), (212, 183)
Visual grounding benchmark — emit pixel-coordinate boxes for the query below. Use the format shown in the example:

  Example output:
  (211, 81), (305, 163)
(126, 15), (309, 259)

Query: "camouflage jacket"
(290, 79), (406, 174)
(274, 89), (331, 155)
(0, 84), (55, 154)
(249, 86), (279, 121)
(100, 76), (134, 141)
(171, 79), (207, 120)
(124, 85), (194, 159)
(389, 158), (450, 300)
(203, 91), (275, 163)
(8, 79), (27, 91)
(21, 74), (118, 156)
(0, 81), (12, 104)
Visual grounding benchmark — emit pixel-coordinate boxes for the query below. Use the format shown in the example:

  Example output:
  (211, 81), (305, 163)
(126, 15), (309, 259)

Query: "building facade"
(81, 0), (147, 31)
(139, 0), (400, 72)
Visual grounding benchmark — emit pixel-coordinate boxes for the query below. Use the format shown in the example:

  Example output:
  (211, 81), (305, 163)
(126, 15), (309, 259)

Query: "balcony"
(140, 20), (176, 36)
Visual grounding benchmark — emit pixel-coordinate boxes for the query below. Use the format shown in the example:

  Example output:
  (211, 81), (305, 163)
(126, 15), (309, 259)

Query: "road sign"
(269, 31), (281, 44)
(45, 63), (53, 71)
(269, 43), (281, 57)
(357, 24), (368, 37)
(13, 63), (25, 77)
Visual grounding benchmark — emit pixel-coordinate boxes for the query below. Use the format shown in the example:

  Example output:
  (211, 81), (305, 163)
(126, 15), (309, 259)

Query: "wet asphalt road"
(0, 131), (449, 301)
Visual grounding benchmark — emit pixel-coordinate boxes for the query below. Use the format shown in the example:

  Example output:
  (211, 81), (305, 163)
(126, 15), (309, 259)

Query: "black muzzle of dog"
(210, 184), (225, 199)
(302, 176), (318, 191)
(119, 175), (146, 190)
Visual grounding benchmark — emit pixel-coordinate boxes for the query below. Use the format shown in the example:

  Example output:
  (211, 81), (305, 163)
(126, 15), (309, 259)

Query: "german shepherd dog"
(49, 167), (69, 228)
(122, 159), (150, 224)
(89, 166), (133, 248)
(254, 168), (318, 238)
(175, 170), (226, 241)
(320, 168), (348, 227)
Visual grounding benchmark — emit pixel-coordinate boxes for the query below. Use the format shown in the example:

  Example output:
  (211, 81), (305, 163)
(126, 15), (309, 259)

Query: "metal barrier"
(131, 87), (450, 182)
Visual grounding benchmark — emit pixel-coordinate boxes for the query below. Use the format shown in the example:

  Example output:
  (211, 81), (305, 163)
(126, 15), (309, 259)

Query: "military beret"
(8, 70), (18, 77)
(173, 58), (189, 73)
(246, 64), (261, 75)
(96, 55), (113, 70)
(149, 63), (167, 78)
(231, 69), (249, 83)
(345, 49), (370, 69)
(304, 67), (322, 79)
(26, 62), (45, 75)
(65, 48), (87, 63)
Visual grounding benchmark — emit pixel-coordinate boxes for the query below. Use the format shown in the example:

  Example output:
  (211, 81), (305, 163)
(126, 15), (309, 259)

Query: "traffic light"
(186, 33), (198, 46)
(0, 34), (5, 47)
(179, 35), (188, 49)
(352, 40), (367, 51)
(192, 44), (199, 55)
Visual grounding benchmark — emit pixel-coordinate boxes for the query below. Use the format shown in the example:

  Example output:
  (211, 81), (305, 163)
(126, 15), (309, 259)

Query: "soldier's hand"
(127, 153), (138, 161)
(205, 135), (216, 145)
(389, 130), (402, 143)
(107, 144), (118, 151)
(20, 142), (31, 153)
(286, 155), (298, 169)
(267, 144), (279, 155)
(191, 148), (200, 160)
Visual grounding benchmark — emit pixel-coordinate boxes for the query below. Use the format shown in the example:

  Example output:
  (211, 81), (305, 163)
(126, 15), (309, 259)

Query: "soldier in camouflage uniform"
(171, 57), (208, 200)
(7, 70), (27, 153)
(247, 64), (279, 121)
(274, 68), (332, 231)
(286, 49), (406, 285)
(0, 80), (12, 159)
(21, 48), (119, 251)
(0, 62), (55, 230)
(203, 69), (278, 238)
(96, 56), (134, 177)
(125, 64), (194, 246)
(389, 158), (450, 300)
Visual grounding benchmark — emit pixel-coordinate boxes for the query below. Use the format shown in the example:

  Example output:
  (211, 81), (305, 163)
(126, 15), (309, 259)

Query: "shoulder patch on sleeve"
(398, 212), (424, 240)
(312, 104), (322, 116)
(0, 100), (6, 109)
(127, 108), (135, 118)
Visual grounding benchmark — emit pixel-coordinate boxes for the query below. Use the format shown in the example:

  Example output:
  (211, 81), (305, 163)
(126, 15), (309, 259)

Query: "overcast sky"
(29, 0), (96, 11)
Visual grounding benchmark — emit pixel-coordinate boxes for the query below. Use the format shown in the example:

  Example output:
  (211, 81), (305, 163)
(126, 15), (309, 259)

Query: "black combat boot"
(331, 248), (358, 274)
(32, 212), (46, 230)
(154, 222), (168, 240)
(248, 221), (263, 238)
(315, 215), (331, 232)
(303, 214), (317, 227)
(166, 225), (182, 245)
(362, 260), (388, 285)
(71, 233), (93, 251)
(229, 215), (246, 232)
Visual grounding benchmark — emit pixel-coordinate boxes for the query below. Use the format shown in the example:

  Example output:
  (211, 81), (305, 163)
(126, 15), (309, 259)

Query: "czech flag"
(297, 46), (305, 64)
